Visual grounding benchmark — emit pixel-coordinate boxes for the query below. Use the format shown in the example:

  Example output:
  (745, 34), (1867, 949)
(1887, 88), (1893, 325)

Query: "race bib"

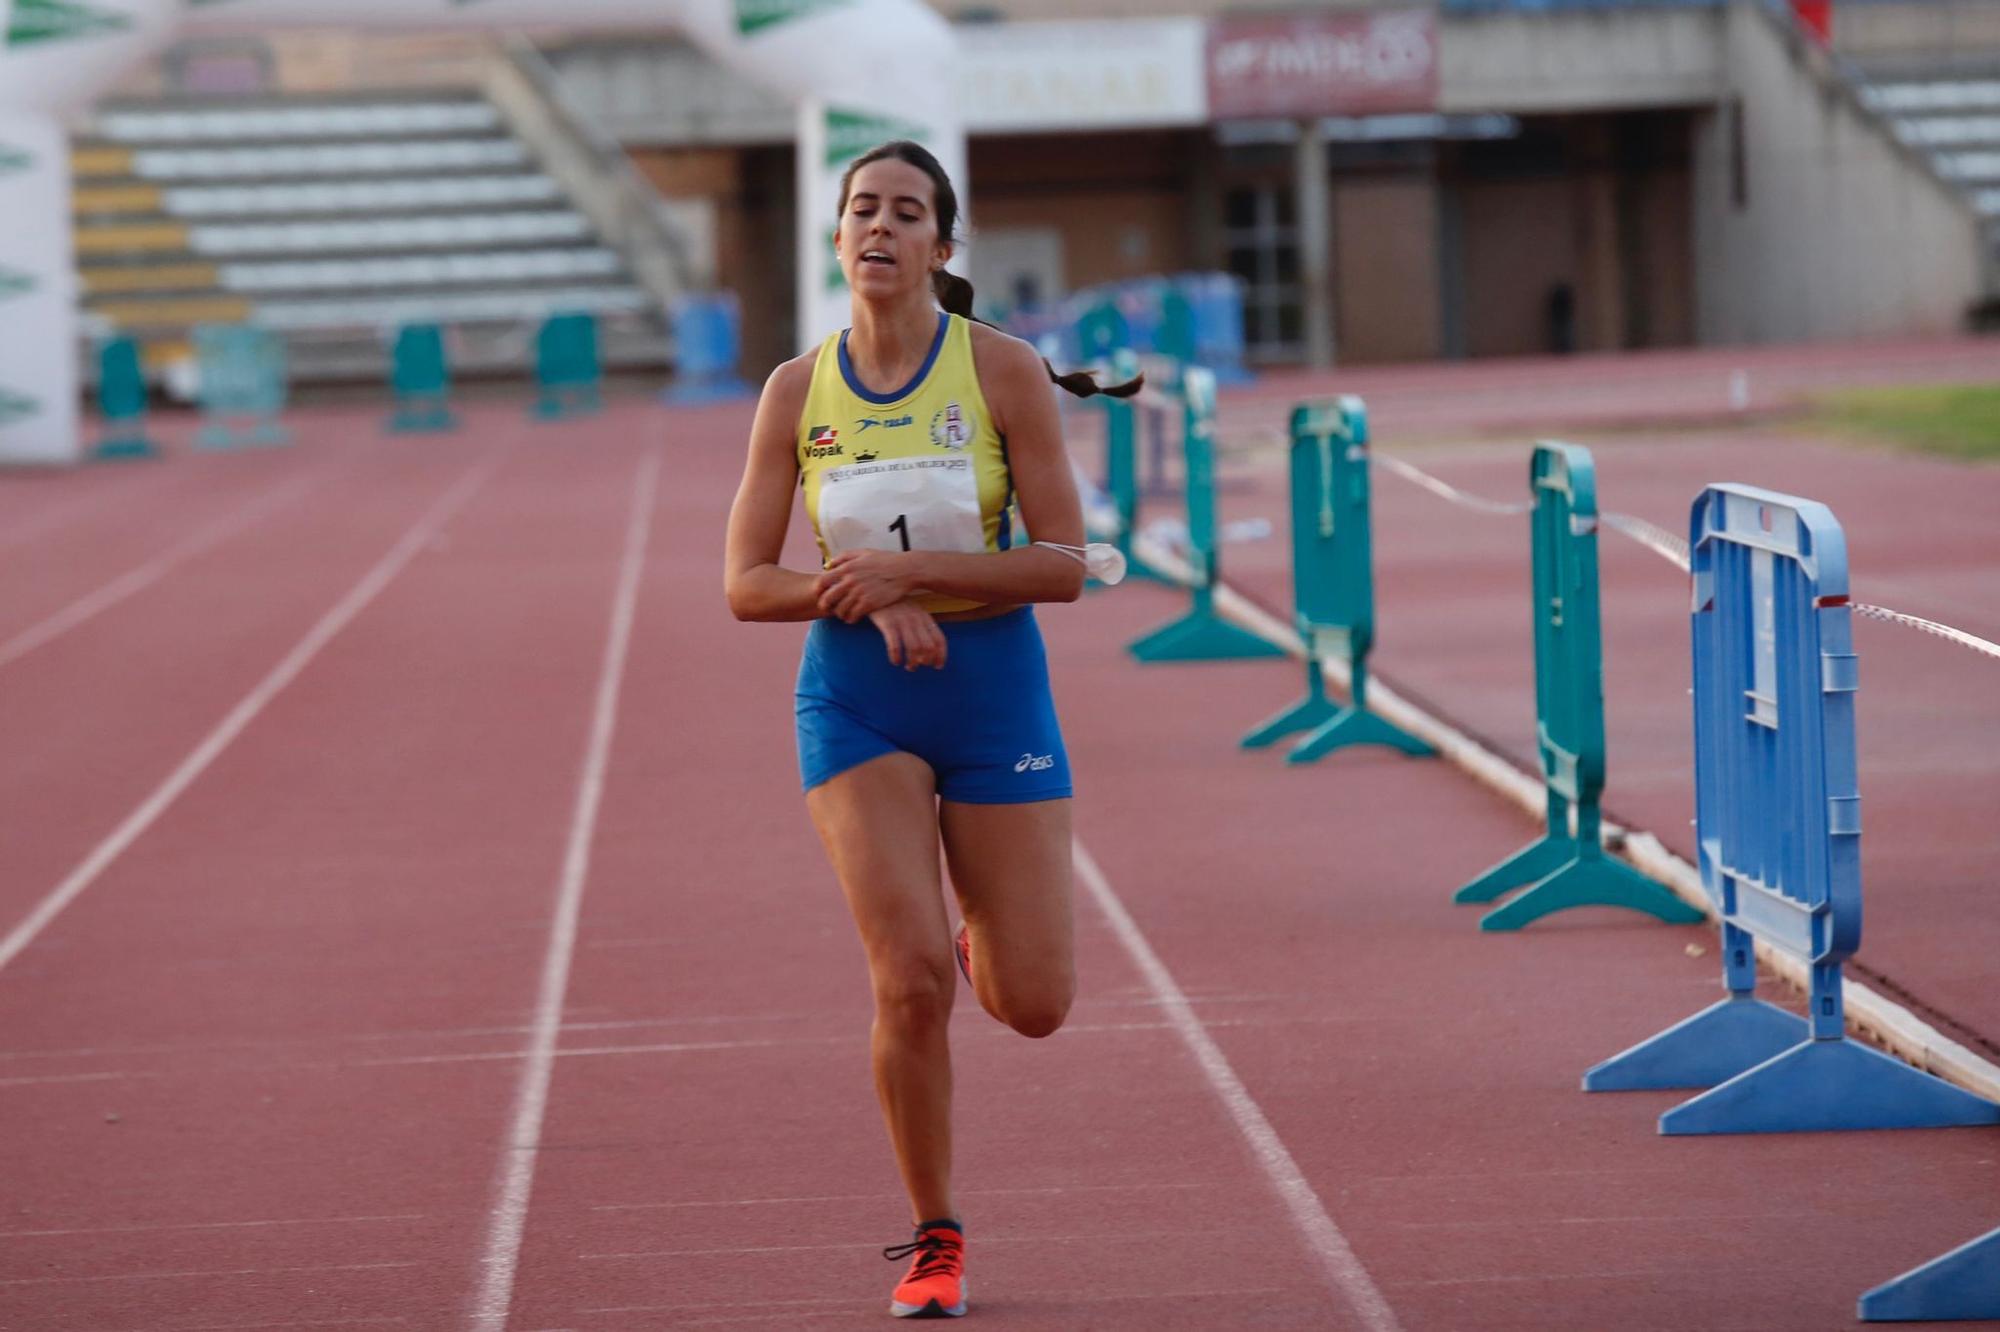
(820, 456), (985, 558)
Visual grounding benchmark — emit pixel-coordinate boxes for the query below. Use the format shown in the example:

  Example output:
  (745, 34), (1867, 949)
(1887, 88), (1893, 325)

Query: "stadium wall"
(1692, 0), (1987, 344)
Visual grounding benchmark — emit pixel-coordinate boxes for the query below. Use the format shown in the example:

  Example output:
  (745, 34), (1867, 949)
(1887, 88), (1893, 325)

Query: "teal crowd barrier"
(533, 312), (603, 421)
(1095, 348), (1166, 587)
(1075, 298), (1127, 364)
(194, 324), (290, 449)
(388, 323), (457, 434)
(1454, 443), (1701, 930)
(1586, 484), (1998, 1135)
(1242, 397), (1433, 763)
(1128, 367), (1284, 663)
(93, 336), (157, 461)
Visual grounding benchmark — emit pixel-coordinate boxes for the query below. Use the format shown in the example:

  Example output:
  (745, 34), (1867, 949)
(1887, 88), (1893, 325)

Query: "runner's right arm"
(723, 357), (947, 668)
(726, 356), (835, 623)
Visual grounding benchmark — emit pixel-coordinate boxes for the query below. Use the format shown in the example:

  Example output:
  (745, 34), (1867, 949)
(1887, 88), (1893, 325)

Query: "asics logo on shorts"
(1014, 753), (1055, 773)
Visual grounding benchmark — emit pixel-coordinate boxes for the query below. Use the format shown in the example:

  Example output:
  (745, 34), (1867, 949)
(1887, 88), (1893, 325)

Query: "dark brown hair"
(837, 140), (1141, 401)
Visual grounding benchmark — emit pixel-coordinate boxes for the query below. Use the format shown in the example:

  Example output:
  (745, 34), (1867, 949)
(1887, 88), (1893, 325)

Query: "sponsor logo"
(0, 268), (35, 299)
(1014, 753), (1056, 774)
(5, 0), (133, 48)
(736, 0), (851, 37)
(855, 414), (912, 433)
(0, 145), (32, 175)
(825, 106), (930, 170)
(929, 401), (975, 450)
(804, 424), (842, 459)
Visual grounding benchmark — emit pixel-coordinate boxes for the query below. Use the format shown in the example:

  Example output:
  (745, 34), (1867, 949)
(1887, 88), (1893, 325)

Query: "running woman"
(723, 140), (1135, 1319)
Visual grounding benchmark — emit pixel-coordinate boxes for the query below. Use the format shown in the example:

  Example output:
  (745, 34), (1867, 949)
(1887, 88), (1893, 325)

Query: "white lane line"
(3, 1212), (425, 1239)
(0, 455), (502, 977)
(1071, 839), (1402, 1332)
(0, 1260), (418, 1286)
(468, 449), (660, 1332)
(0, 468), (327, 670)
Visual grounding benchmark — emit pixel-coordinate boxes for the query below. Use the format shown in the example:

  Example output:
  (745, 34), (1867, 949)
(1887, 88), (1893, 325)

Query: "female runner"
(723, 140), (1134, 1319)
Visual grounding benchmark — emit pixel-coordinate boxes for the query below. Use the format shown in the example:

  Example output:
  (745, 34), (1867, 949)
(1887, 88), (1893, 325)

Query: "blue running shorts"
(795, 607), (1072, 803)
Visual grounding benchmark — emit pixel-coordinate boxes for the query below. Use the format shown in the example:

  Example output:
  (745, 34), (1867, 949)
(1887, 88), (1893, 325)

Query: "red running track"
(0, 387), (1994, 1330)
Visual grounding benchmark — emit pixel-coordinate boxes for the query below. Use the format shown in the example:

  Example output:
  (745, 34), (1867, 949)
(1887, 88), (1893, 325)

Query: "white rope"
(1595, 514), (1998, 664)
(1601, 512), (1691, 572)
(1852, 603), (2000, 662)
(1369, 454), (1533, 515)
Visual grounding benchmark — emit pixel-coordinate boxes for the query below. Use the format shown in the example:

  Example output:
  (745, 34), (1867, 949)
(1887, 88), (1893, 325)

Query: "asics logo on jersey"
(855, 414), (913, 433)
(1014, 753), (1055, 773)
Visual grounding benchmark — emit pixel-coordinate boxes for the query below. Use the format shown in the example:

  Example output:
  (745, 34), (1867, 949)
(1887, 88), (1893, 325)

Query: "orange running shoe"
(883, 1219), (967, 1319)
(953, 924), (973, 990)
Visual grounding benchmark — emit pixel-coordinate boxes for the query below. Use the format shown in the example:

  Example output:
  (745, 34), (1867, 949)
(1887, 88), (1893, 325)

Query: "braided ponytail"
(929, 268), (1142, 401)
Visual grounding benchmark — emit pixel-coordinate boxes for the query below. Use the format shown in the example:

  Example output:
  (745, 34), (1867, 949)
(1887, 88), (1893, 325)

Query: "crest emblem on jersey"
(929, 401), (975, 450)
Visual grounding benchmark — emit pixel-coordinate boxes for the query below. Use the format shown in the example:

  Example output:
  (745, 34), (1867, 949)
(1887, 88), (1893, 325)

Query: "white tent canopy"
(0, 0), (963, 464)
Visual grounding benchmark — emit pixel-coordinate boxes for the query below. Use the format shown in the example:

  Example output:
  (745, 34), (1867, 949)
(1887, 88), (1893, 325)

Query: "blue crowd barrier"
(1585, 484), (2000, 1134)
(1860, 1223), (2000, 1322)
(193, 324), (290, 449)
(664, 293), (752, 405)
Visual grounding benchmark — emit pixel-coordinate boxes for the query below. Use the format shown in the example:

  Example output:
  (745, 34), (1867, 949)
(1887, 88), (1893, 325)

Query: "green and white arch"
(0, 0), (961, 465)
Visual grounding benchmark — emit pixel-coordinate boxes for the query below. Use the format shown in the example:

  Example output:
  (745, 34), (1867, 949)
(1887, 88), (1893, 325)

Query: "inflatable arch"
(0, 0), (963, 464)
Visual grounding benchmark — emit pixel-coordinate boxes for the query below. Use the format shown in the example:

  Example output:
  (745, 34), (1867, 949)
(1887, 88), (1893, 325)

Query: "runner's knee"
(873, 957), (955, 1031)
(995, 976), (1073, 1039)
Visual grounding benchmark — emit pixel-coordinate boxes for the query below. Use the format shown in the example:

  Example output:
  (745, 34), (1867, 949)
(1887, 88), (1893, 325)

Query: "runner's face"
(836, 158), (949, 301)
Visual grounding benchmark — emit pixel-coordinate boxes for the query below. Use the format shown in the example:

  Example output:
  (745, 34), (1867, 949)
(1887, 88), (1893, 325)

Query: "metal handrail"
(487, 34), (705, 307)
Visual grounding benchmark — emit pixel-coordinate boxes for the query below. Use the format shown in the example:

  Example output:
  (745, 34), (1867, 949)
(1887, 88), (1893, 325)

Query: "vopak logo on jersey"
(929, 401), (975, 450)
(805, 425), (842, 459)
(855, 414), (912, 434)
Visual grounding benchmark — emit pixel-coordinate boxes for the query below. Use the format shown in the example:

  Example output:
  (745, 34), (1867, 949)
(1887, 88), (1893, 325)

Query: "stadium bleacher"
(70, 88), (666, 388)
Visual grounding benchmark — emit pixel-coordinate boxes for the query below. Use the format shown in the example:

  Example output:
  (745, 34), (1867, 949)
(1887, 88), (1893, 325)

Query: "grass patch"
(1807, 383), (2000, 461)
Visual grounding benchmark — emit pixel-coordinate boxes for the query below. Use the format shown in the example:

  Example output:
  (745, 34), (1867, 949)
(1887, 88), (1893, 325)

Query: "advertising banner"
(1206, 10), (1438, 120)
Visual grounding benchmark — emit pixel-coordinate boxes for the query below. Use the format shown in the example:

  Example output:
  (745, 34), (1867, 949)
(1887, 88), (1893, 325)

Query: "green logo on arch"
(0, 388), (42, 427)
(0, 268), (36, 300)
(0, 143), (32, 176)
(824, 107), (930, 170)
(737, 0), (851, 36)
(5, 0), (133, 47)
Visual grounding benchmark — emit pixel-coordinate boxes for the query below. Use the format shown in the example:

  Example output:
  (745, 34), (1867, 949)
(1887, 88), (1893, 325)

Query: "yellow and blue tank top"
(798, 312), (1013, 615)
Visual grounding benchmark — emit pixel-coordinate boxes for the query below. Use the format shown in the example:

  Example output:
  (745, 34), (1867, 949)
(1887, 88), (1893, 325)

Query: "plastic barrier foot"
(534, 387), (603, 421)
(1859, 1224), (2000, 1322)
(1452, 835), (1573, 905)
(1478, 852), (1705, 932)
(1659, 1036), (2000, 1135)
(92, 434), (158, 461)
(1286, 707), (1434, 765)
(1128, 612), (1287, 663)
(1583, 996), (1806, 1092)
(1241, 691), (1339, 749)
(390, 399), (457, 434)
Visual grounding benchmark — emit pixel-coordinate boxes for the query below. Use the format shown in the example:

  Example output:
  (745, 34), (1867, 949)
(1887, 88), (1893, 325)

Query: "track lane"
(0, 423), (650, 1330)
(500, 403), (1360, 1330)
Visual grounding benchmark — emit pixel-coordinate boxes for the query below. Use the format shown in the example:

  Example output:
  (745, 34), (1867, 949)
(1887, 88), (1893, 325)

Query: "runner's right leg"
(806, 750), (958, 1227)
